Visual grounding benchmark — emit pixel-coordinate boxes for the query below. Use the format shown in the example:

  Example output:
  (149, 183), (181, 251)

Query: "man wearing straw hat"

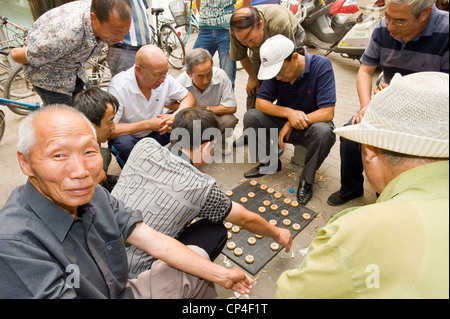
(276, 72), (449, 298)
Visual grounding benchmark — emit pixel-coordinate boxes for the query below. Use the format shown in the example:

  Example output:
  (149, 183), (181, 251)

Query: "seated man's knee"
(243, 108), (265, 128)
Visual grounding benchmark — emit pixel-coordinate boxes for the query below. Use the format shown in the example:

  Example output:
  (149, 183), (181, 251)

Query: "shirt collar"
(23, 180), (96, 242)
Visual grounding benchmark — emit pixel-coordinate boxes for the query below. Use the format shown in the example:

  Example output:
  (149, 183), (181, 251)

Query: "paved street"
(0, 46), (380, 299)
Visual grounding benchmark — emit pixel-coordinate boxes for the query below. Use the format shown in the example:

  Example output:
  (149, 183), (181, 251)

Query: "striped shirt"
(123, 0), (152, 47)
(361, 5), (449, 83)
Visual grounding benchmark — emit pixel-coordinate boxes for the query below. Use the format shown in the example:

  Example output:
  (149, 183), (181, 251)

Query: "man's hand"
(157, 113), (175, 134)
(222, 267), (254, 294)
(246, 77), (260, 96)
(275, 227), (293, 252)
(278, 121), (293, 151)
(287, 109), (309, 130)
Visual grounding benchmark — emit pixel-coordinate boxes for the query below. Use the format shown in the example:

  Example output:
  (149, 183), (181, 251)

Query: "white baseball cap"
(258, 35), (295, 80)
(334, 72), (449, 158)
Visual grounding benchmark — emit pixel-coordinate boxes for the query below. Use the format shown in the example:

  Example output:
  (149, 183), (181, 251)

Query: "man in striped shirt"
(327, 0), (449, 206)
(108, 0), (153, 76)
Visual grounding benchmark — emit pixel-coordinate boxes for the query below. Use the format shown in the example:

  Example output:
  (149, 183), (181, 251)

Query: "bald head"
(135, 44), (168, 69)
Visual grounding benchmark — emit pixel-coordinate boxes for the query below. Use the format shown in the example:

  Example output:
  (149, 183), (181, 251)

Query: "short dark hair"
(170, 107), (219, 148)
(91, 0), (131, 23)
(72, 88), (119, 126)
(230, 7), (262, 33)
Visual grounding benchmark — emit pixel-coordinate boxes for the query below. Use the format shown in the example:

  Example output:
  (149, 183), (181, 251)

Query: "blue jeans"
(193, 28), (236, 89)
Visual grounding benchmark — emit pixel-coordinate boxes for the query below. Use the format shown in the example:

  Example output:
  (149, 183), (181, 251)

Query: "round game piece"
(282, 219), (291, 226)
(280, 209), (289, 216)
(292, 223), (301, 231)
(240, 197), (248, 204)
(248, 192), (256, 198)
(258, 206), (266, 213)
(263, 200), (271, 206)
(245, 255), (255, 264)
(260, 184), (268, 190)
(231, 225), (240, 233)
(291, 200), (299, 207)
(274, 192), (282, 199)
(227, 232), (232, 239)
(302, 213), (311, 220)
(269, 219), (277, 226)
(267, 188), (275, 194)
(247, 237), (256, 245)
(255, 234), (263, 239)
(234, 247), (243, 256)
(270, 204), (278, 211)
(224, 222), (233, 229)
(250, 180), (258, 186)
(226, 190), (233, 197)
(227, 241), (236, 250)
(270, 243), (280, 251)
(284, 198), (292, 205)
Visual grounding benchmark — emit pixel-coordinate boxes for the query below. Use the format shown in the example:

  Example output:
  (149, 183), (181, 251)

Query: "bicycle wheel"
(159, 24), (186, 70)
(0, 110), (5, 143)
(4, 64), (36, 115)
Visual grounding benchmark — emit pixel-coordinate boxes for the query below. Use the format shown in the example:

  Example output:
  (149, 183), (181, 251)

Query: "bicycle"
(169, 0), (199, 46)
(0, 97), (42, 143)
(149, 7), (186, 70)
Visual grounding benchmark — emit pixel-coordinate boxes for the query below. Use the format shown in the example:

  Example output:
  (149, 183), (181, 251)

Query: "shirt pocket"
(103, 235), (129, 284)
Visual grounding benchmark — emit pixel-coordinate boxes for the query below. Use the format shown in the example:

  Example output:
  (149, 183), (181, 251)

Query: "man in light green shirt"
(276, 72), (449, 299)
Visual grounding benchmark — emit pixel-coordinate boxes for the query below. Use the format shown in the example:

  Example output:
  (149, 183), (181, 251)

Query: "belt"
(111, 43), (141, 51)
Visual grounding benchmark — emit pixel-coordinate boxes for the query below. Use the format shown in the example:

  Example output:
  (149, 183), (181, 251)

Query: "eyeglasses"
(384, 15), (415, 28)
(138, 65), (170, 80)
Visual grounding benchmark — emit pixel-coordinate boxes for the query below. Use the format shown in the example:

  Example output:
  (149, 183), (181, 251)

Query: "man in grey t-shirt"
(112, 107), (292, 279)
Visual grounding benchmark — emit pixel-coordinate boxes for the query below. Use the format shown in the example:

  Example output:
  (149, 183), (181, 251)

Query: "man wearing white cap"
(276, 72), (449, 298)
(243, 35), (336, 206)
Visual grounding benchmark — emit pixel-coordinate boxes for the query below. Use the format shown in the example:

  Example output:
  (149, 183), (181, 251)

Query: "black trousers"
(177, 219), (227, 262)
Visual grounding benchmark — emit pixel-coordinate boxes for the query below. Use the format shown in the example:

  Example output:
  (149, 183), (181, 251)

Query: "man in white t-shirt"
(175, 48), (238, 153)
(107, 44), (196, 167)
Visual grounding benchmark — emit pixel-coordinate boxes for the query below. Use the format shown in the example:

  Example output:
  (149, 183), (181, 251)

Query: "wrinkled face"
(91, 11), (131, 45)
(18, 111), (104, 216)
(95, 103), (116, 143)
(136, 61), (170, 90)
(233, 21), (265, 48)
(189, 59), (213, 92)
(384, 3), (429, 40)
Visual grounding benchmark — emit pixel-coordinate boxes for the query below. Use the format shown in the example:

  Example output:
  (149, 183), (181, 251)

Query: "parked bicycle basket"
(169, 0), (188, 27)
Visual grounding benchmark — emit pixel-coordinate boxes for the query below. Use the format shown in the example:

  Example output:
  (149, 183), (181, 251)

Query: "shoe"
(327, 191), (363, 206)
(297, 180), (313, 206)
(244, 159), (282, 178)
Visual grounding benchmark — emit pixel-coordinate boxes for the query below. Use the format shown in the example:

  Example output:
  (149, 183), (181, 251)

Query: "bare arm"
(203, 105), (237, 115)
(240, 56), (260, 96)
(225, 202), (292, 252)
(355, 63), (378, 124)
(109, 118), (162, 139)
(10, 47), (29, 64)
(127, 222), (254, 294)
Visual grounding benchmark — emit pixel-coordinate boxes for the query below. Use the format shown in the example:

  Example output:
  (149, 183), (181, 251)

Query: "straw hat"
(334, 72), (449, 158)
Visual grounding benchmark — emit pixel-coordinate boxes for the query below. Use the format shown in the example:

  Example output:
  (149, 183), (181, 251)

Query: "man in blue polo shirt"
(327, 0), (449, 206)
(243, 35), (336, 206)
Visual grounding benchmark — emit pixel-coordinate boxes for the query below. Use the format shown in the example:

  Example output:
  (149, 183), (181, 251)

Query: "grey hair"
(18, 104), (97, 158)
(386, 0), (436, 17)
(185, 48), (213, 74)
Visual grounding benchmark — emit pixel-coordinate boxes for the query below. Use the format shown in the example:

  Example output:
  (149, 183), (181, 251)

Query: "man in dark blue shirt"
(242, 35), (336, 206)
(327, 0), (449, 206)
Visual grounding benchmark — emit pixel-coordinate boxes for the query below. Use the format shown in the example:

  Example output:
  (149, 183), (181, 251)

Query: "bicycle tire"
(159, 24), (186, 70)
(4, 64), (35, 115)
(0, 109), (5, 143)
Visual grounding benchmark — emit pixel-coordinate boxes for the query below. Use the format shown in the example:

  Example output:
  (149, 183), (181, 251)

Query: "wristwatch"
(206, 106), (210, 111)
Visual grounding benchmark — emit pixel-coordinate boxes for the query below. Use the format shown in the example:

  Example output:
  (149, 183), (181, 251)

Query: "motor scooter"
(330, 0), (359, 17)
(334, 0), (385, 59)
(281, 0), (357, 56)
